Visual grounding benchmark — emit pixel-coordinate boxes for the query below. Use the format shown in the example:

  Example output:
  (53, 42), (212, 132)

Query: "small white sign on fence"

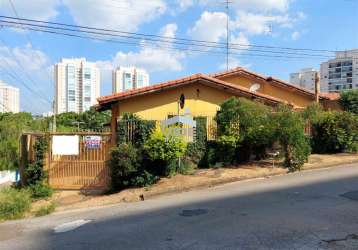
(52, 135), (79, 155)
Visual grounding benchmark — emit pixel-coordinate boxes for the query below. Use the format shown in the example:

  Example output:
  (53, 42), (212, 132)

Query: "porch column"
(111, 103), (119, 146)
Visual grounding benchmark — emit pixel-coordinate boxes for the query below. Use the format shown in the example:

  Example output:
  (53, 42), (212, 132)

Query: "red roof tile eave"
(96, 74), (286, 109)
(97, 74), (204, 105)
(211, 67), (329, 100)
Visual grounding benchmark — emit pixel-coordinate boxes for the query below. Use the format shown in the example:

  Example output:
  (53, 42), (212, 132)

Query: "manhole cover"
(179, 209), (208, 217)
(341, 191), (358, 201)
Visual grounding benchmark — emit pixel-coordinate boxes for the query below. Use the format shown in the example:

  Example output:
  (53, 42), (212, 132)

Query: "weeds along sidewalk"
(48, 153), (358, 213)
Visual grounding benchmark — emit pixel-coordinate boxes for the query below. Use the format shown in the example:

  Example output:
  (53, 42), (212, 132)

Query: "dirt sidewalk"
(32, 153), (358, 214)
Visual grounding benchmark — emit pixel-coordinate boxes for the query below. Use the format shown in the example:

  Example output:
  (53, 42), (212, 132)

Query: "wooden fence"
(20, 132), (112, 191)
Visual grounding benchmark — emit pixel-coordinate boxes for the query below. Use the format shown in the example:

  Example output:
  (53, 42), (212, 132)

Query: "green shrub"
(215, 97), (240, 137)
(34, 203), (56, 217)
(144, 130), (187, 162)
(144, 130), (187, 175)
(311, 111), (358, 153)
(340, 89), (358, 115)
(0, 112), (39, 171)
(216, 135), (238, 165)
(0, 188), (32, 220)
(25, 136), (48, 186)
(29, 182), (53, 200)
(108, 143), (140, 190)
(131, 170), (159, 187)
(302, 103), (324, 124)
(185, 117), (207, 165)
(164, 158), (195, 176)
(117, 113), (156, 146)
(198, 141), (218, 168)
(215, 97), (275, 163)
(274, 105), (311, 172)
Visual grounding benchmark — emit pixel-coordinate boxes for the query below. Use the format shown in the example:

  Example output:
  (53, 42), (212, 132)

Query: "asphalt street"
(1, 163), (358, 250)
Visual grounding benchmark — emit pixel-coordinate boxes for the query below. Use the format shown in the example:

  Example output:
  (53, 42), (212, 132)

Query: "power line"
(0, 23), (336, 61)
(0, 64), (48, 112)
(0, 37), (52, 103)
(0, 18), (336, 59)
(0, 54), (51, 105)
(225, 0), (230, 70)
(7, 0), (53, 90)
(0, 15), (338, 54)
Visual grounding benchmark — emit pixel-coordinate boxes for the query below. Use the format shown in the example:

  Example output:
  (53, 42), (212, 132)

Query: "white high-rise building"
(289, 68), (318, 92)
(112, 66), (149, 93)
(0, 80), (20, 113)
(55, 58), (100, 114)
(320, 49), (358, 92)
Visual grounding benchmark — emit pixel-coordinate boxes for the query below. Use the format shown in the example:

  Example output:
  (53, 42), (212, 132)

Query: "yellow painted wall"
(116, 82), (234, 120)
(219, 75), (315, 108)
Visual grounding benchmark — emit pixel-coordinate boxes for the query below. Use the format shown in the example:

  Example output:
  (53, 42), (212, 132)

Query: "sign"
(84, 136), (102, 149)
(161, 115), (196, 142)
(52, 135), (79, 155)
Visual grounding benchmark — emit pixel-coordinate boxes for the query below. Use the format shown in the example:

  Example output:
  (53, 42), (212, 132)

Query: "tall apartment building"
(112, 66), (149, 93)
(55, 58), (100, 114)
(320, 49), (358, 92)
(0, 80), (20, 113)
(289, 68), (318, 92)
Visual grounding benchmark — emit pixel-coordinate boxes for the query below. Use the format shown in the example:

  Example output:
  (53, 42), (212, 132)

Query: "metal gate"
(47, 132), (112, 190)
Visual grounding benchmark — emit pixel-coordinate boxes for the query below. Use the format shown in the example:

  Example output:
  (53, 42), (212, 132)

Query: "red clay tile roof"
(320, 92), (341, 101)
(210, 67), (328, 100)
(96, 73), (292, 110)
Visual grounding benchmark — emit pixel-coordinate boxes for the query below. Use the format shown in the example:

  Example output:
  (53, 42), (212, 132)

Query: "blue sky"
(0, 0), (357, 114)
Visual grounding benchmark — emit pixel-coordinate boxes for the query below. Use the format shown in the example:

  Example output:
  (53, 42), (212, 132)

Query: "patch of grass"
(28, 182), (53, 200)
(0, 187), (32, 221)
(34, 203), (56, 217)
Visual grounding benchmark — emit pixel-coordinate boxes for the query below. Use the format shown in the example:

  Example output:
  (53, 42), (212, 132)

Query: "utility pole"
(52, 100), (56, 132)
(225, 0), (230, 71)
(315, 72), (320, 103)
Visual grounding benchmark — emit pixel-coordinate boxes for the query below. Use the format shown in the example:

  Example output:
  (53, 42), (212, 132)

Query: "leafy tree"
(55, 108), (110, 132)
(340, 89), (358, 115)
(302, 103), (324, 124)
(273, 105), (311, 172)
(234, 98), (274, 160)
(25, 136), (48, 186)
(0, 112), (34, 170)
(215, 97), (275, 162)
(79, 108), (111, 131)
(311, 111), (358, 153)
(215, 97), (240, 137)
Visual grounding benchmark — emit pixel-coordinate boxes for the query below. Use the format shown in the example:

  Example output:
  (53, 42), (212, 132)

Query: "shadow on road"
(11, 166), (358, 249)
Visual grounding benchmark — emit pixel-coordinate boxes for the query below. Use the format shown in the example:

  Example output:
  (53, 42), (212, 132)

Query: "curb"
(50, 158), (358, 215)
(141, 159), (358, 200)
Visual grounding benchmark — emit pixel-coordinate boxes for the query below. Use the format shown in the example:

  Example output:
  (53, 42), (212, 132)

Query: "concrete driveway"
(1, 163), (358, 250)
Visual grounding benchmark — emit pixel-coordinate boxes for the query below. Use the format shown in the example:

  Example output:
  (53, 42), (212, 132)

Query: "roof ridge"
(211, 67), (328, 99)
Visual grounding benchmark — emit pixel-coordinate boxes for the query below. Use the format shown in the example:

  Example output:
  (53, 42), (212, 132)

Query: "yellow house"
(96, 67), (333, 143)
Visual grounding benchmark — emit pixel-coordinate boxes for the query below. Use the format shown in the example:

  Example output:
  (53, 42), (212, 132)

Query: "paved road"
(1, 163), (358, 250)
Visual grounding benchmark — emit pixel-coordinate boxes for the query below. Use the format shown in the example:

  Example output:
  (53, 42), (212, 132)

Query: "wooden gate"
(47, 132), (112, 190)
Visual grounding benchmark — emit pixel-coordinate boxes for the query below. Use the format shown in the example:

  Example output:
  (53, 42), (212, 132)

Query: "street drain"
(179, 209), (208, 217)
(341, 191), (358, 201)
